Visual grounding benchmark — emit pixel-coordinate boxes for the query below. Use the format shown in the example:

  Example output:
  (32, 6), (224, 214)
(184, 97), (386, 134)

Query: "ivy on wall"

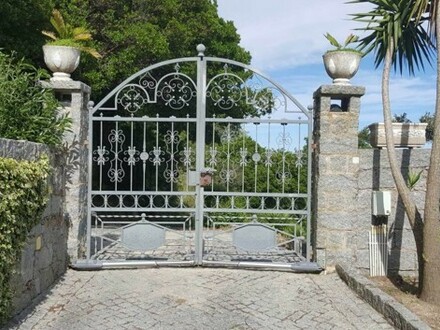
(0, 156), (50, 325)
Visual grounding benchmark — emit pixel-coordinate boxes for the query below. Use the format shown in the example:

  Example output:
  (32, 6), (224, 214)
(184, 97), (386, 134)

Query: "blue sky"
(216, 0), (436, 129)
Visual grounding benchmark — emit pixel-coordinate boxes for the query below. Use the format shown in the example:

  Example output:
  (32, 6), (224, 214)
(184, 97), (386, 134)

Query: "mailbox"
(372, 191), (391, 216)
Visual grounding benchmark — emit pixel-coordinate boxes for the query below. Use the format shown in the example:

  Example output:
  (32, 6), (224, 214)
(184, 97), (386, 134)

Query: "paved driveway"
(5, 268), (393, 330)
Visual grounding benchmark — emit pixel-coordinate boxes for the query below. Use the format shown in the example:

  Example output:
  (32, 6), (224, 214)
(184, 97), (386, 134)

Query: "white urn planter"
(368, 123), (428, 148)
(323, 51), (362, 85)
(43, 45), (81, 81)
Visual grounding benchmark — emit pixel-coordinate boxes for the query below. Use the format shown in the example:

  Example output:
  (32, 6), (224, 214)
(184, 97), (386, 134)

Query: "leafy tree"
(0, 51), (71, 146)
(420, 112), (434, 141)
(0, 0), (53, 64)
(351, 0), (440, 305)
(52, 0), (251, 101)
(358, 126), (372, 149)
(392, 112), (412, 123)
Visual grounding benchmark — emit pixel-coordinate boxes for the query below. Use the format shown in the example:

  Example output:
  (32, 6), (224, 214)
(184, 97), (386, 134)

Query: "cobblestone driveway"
(5, 268), (393, 330)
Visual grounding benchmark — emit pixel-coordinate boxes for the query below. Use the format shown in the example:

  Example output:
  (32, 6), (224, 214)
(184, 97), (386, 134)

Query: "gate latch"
(199, 168), (215, 187)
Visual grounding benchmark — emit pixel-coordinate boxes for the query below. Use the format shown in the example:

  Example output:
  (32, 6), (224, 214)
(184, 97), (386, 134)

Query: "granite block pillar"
(312, 85), (365, 270)
(42, 80), (91, 262)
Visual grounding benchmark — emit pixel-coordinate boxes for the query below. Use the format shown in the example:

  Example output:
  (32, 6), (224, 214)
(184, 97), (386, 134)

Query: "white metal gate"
(83, 45), (319, 271)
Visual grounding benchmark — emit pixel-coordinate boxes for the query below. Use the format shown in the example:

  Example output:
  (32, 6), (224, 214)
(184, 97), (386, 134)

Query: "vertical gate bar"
(155, 118), (159, 191)
(195, 50), (207, 265)
(186, 116), (190, 191)
(210, 120), (216, 192)
(281, 124), (287, 194)
(142, 121), (147, 191)
(297, 122), (301, 193)
(170, 121), (175, 192)
(266, 121), (271, 193)
(130, 121), (134, 191)
(114, 121), (119, 191)
(306, 111), (313, 260)
(86, 107), (94, 260)
(241, 132), (246, 193)
(99, 118), (103, 190)
(226, 123), (231, 192)
(254, 123), (259, 193)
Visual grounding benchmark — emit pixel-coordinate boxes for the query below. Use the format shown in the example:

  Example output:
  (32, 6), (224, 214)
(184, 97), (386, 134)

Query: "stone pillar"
(42, 80), (91, 262)
(312, 84), (365, 270)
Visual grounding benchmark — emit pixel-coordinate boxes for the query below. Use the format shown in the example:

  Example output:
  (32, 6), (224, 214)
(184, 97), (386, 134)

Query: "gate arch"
(86, 45), (318, 271)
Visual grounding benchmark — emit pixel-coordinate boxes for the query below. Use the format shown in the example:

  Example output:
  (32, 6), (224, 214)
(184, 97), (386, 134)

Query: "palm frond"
(350, 0), (435, 75)
(49, 9), (66, 38)
(41, 31), (57, 41)
(79, 47), (102, 59)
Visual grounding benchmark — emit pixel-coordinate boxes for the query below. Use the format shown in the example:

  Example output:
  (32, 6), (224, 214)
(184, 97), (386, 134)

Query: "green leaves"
(42, 9), (101, 59)
(324, 32), (360, 50)
(0, 156), (50, 325)
(0, 51), (71, 146)
(53, 0), (251, 100)
(350, 0), (435, 75)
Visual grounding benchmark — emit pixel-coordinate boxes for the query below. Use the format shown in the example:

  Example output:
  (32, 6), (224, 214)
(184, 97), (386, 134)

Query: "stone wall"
(0, 138), (68, 315)
(312, 84), (427, 276)
(356, 148), (428, 275)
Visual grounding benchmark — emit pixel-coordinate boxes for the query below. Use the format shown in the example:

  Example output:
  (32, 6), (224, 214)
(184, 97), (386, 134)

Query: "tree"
(358, 126), (372, 148)
(420, 112), (434, 141)
(351, 0), (440, 305)
(0, 0), (53, 64)
(392, 112), (411, 123)
(52, 0), (251, 101)
(0, 51), (71, 146)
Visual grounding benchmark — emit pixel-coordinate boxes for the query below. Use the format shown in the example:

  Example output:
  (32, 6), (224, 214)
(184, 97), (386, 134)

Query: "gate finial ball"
(196, 44), (206, 57)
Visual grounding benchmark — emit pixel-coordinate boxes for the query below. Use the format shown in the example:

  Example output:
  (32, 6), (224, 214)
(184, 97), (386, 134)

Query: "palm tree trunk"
(420, 3), (440, 305)
(382, 37), (425, 292)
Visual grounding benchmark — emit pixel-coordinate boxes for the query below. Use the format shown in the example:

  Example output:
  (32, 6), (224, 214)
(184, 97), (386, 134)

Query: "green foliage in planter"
(0, 51), (71, 146)
(0, 156), (50, 325)
(324, 32), (363, 54)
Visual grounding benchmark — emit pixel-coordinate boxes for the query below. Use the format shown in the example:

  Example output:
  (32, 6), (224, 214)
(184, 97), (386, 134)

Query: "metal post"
(195, 44), (207, 264)
(195, 185), (204, 264)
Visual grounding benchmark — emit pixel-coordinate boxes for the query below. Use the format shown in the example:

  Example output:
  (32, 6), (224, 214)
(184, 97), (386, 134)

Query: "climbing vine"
(0, 156), (50, 325)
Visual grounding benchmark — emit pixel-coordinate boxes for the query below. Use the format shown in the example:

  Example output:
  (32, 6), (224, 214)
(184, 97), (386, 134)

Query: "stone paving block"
(5, 268), (397, 330)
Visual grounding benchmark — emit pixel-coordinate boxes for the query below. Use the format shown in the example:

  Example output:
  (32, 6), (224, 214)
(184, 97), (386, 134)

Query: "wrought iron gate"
(84, 45), (318, 271)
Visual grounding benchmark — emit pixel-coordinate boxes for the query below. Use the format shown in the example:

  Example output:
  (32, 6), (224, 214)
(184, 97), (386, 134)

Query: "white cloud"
(217, 0), (371, 70)
(216, 0), (436, 129)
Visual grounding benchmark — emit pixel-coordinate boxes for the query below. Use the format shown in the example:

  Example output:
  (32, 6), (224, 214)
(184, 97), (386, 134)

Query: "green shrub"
(0, 51), (71, 146)
(0, 156), (50, 325)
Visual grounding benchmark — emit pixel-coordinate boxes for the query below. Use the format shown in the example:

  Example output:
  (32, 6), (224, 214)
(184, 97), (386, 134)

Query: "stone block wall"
(312, 84), (427, 276)
(356, 148), (428, 276)
(0, 138), (68, 315)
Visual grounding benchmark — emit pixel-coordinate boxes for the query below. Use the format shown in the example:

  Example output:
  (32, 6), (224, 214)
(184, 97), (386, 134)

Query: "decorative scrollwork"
(207, 73), (244, 110)
(219, 168), (236, 184)
(264, 149), (274, 167)
(277, 130), (292, 150)
(181, 146), (193, 167)
(124, 147), (139, 166)
(150, 147), (164, 167)
(139, 71), (157, 91)
(252, 87), (286, 112)
(157, 73), (196, 110)
(108, 129), (125, 183)
(93, 146), (109, 166)
(208, 146), (218, 168)
(239, 147), (248, 167)
(164, 129), (181, 183)
(295, 150), (304, 168)
(117, 85), (148, 113)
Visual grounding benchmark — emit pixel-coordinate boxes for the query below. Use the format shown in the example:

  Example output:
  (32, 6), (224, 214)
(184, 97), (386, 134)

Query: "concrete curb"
(336, 264), (431, 330)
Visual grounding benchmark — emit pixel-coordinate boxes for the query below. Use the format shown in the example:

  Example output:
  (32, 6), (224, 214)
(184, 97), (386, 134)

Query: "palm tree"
(350, 0), (440, 305)
(42, 9), (101, 58)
